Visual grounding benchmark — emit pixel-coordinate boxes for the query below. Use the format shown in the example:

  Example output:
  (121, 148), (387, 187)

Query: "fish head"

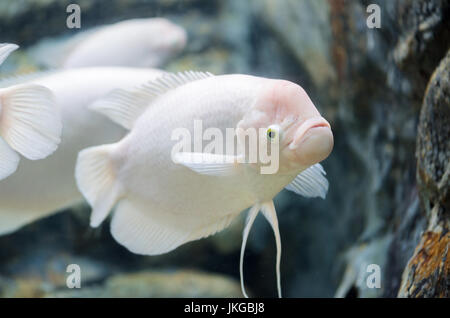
(246, 79), (333, 173)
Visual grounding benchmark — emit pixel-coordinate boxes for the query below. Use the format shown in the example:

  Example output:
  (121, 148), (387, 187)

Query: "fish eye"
(267, 125), (281, 142)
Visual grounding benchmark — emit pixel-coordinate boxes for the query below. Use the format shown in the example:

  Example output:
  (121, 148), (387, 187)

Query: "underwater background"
(0, 0), (448, 298)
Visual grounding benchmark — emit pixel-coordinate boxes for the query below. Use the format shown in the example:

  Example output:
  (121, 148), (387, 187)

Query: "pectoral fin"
(285, 163), (329, 199)
(173, 152), (245, 177)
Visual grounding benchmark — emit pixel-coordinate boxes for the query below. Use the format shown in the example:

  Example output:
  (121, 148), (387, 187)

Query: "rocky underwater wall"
(0, 0), (448, 297)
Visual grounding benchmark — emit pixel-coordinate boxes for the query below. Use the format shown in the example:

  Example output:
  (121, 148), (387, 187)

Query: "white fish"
(75, 71), (334, 297)
(61, 18), (187, 69)
(0, 66), (164, 234)
(0, 43), (62, 180)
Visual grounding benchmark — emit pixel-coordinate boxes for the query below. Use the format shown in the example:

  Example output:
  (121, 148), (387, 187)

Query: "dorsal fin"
(89, 70), (214, 130)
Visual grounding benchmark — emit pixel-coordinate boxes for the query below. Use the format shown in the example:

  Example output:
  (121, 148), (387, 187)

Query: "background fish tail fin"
(240, 204), (260, 298)
(0, 43), (19, 66)
(261, 201), (282, 298)
(75, 143), (122, 227)
(0, 137), (19, 180)
(0, 84), (62, 160)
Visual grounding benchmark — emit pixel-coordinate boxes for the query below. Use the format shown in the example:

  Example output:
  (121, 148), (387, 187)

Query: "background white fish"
(76, 71), (334, 298)
(29, 18), (187, 69)
(0, 43), (62, 180)
(0, 67), (164, 235)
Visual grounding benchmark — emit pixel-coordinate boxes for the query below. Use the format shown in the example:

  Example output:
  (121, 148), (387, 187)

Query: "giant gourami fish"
(0, 44), (62, 180)
(76, 71), (334, 297)
(0, 66), (164, 234)
(62, 18), (187, 68)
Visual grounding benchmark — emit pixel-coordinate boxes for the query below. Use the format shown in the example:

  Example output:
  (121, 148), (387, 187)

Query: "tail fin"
(0, 84), (62, 160)
(0, 43), (18, 66)
(75, 144), (123, 227)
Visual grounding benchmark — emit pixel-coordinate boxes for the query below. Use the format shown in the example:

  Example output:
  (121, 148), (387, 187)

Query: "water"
(0, 0), (448, 298)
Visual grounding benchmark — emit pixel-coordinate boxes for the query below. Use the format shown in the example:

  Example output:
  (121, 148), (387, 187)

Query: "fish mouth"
(289, 117), (331, 150)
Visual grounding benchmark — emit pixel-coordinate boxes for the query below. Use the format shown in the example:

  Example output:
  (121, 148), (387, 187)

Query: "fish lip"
(288, 117), (331, 150)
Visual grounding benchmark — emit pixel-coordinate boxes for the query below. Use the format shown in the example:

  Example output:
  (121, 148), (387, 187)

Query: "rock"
(252, 0), (335, 88)
(398, 49), (450, 298)
(0, 276), (52, 298)
(335, 235), (392, 298)
(324, 0), (449, 298)
(45, 270), (243, 298)
(393, 0), (450, 100)
(416, 50), (450, 210)
(0, 252), (112, 297)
